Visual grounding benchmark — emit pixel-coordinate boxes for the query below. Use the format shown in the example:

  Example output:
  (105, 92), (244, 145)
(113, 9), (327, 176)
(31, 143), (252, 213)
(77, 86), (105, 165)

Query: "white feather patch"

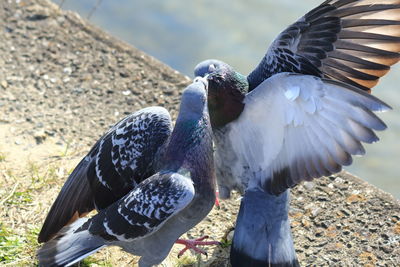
(227, 73), (389, 192)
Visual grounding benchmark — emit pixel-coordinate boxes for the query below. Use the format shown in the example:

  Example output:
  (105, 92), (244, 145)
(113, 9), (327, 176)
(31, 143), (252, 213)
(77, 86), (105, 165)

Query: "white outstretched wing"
(229, 72), (391, 194)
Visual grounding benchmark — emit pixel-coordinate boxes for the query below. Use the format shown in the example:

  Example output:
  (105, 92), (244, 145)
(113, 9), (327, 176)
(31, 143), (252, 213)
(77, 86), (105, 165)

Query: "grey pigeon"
(38, 106), (173, 243)
(37, 78), (216, 267)
(194, 0), (400, 266)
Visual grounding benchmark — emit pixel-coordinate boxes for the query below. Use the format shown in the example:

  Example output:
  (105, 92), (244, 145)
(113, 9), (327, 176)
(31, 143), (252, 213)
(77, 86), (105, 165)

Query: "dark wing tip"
(38, 159), (95, 243)
(252, 0), (400, 92)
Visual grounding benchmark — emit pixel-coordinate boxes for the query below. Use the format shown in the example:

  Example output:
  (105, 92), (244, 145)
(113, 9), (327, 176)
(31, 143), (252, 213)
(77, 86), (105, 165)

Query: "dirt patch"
(0, 0), (399, 266)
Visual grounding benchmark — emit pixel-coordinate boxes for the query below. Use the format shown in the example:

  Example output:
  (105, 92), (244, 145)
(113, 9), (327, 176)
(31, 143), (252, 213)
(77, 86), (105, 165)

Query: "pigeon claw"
(175, 236), (220, 258)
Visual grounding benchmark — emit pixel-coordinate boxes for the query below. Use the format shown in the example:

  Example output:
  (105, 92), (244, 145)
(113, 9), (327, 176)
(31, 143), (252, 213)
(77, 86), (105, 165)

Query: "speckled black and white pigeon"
(37, 78), (217, 267)
(194, 0), (400, 266)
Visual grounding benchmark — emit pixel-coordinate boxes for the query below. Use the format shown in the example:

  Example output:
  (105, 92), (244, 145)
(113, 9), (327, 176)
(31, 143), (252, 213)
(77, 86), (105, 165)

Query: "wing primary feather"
(298, 125), (329, 178)
(323, 58), (379, 80)
(305, 112), (352, 166)
(38, 157), (95, 243)
(328, 5), (400, 18)
(322, 65), (370, 90)
(319, 105), (380, 143)
(327, 49), (391, 69)
(323, 79), (392, 111)
(304, 4), (337, 22)
(339, 29), (400, 42)
(334, 40), (397, 64)
(316, 107), (366, 156)
(321, 96), (388, 131)
(328, 0), (359, 9)
(248, 1), (400, 91)
(342, 19), (400, 28)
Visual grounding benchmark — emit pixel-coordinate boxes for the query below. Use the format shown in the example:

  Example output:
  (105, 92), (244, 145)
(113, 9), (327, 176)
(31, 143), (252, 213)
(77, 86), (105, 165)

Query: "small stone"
(334, 177), (344, 183)
(320, 221), (330, 229)
(120, 71), (129, 78)
(291, 221), (301, 228)
(63, 67), (72, 74)
(394, 221), (400, 234)
(380, 245), (393, 253)
(311, 207), (321, 217)
(226, 230), (234, 242)
(327, 242), (343, 252)
(315, 240), (328, 247)
(289, 211), (303, 218)
(315, 229), (323, 237)
(34, 130), (46, 144)
(317, 196), (329, 202)
(56, 141), (64, 146)
(36, 122), (44, 128)
(304, 203), (315, 210)
(343, 230), (351, 235)
(45, 130), (55, 136)
(380, 233), (390, 240)
(301, 219), (311, 228)
(56, 168), (65, 178)
(340, 209), (351, 216)
(303, 181), (314, 190)
(359, 251), (377, 264)
(346, 194), (366, 203)
(1, 80), (8, 88)
(73, 88), (83, 94)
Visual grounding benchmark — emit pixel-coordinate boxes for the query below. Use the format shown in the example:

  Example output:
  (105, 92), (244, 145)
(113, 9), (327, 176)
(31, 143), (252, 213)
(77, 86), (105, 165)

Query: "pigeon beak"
(194, 76), (209, 92)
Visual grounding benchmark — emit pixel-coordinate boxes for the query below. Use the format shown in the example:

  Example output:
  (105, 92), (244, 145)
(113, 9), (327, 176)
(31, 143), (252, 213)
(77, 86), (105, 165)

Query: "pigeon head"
(194, 59), (248, 129)
(178, 77), (208, 118)
(194, 59), (230, 77)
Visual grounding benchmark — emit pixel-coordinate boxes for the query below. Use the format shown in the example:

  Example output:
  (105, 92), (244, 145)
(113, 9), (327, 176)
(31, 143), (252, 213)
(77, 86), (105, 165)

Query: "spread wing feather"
(228, 73), (390, 194)
(248, 0), (400, 92)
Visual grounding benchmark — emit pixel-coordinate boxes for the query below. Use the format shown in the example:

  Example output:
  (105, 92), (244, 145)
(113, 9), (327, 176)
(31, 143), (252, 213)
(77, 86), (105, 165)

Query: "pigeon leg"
(175, 235), (220, 258)
(215, 191), (220, 208)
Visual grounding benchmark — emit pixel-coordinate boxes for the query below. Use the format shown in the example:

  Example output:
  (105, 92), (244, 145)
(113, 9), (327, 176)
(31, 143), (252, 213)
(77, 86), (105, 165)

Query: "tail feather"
(37, 218), (105, 267)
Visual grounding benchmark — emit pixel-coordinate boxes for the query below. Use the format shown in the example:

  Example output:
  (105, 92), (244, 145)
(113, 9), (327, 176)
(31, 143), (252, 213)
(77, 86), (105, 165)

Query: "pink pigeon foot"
(175, 235), (220, 257)
(215, 191), (220, 208)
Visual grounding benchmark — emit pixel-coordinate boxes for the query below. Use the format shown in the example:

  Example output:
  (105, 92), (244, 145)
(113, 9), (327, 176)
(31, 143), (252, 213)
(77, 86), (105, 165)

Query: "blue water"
(57, 0), (400, 198)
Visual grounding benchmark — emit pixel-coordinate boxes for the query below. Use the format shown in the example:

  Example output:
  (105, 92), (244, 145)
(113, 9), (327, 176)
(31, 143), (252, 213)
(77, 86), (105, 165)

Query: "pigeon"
(194, 0), (399, 266)
(37, 77), (217, 267)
